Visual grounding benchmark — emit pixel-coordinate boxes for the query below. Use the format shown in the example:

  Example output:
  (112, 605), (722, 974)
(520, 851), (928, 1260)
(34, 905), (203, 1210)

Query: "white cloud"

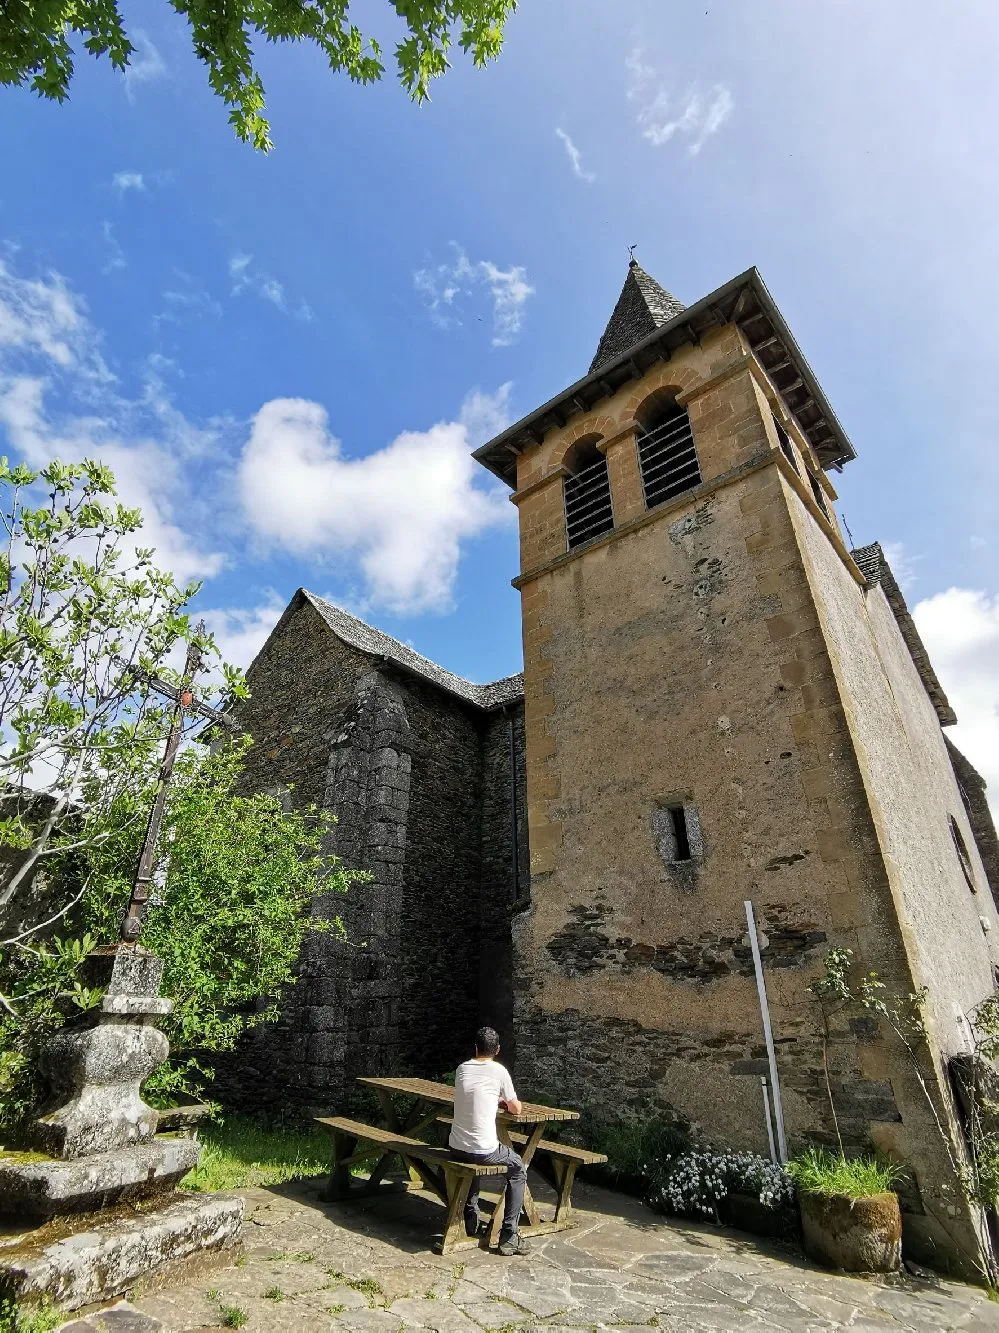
(882, 540), (921, 592)
(0, 261), (224, 586)
(913, 587), (999, 820)
(626, 47), (733, 156)
(201, 592), (287, 672)
(555, 127), (596, 183)
(113, 171), (145, 194)
(123, 31), (166, 102)
(414, 245), (534, 347)
(102, 221), (126, 274)
(228, 252), (312, 321)
(0, 259), (103, 371)
(237, 387), (514, 615)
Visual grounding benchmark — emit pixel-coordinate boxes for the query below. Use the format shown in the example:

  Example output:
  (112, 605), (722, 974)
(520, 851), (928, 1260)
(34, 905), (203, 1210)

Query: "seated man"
(448, 1026), (529, 1256)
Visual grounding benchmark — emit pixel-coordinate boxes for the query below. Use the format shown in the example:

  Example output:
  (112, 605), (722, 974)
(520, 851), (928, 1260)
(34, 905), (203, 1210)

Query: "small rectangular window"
(652, 801), (697, 866)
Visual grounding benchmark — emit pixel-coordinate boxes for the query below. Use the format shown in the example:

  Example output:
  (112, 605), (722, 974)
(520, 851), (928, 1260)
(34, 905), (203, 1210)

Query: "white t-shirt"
(449, 1059), (517, 1155)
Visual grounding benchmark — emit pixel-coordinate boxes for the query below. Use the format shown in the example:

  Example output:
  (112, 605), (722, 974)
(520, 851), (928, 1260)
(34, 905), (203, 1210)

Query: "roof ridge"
(301, 591), (523, 709)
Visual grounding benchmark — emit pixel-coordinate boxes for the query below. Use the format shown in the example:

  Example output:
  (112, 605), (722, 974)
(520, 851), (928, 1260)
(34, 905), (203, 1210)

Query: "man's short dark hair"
(475, 1026), (500, 1056)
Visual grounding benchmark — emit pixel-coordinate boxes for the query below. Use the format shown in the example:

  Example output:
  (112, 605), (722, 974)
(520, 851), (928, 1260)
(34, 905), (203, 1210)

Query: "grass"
(264, 1287), (286, 1301)
(220, 1305), (248, 1328)
(787, 1147), (904, 1199)
(181, 1116), (331, 1192)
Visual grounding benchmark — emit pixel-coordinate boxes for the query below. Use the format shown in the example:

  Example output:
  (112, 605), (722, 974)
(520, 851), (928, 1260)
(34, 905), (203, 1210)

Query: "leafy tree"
(0, 738), (358, 1127)
(0, 0), (518, 151)
(0, 455), (241, 939)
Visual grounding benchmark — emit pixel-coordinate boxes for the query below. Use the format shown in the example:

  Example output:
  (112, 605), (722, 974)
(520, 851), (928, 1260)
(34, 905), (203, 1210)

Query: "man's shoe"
(464, 1213), (483, 1238)
(497, 1233), (530, 1257)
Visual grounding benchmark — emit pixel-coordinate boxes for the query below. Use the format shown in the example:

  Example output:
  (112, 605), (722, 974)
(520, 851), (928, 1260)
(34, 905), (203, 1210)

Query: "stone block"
(0, 1138), (200, 1221)
(0, 1192), (243, 1312)
(80, 949), (164, 999)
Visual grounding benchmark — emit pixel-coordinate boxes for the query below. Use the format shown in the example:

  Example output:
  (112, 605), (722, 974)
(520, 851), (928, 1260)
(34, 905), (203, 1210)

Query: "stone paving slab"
(78, 1174), (999, 1332)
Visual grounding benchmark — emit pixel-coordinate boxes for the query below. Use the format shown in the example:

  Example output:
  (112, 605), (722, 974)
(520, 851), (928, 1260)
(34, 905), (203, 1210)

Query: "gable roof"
(300, 590), (523, 711)
(474, 267), (856, 486)
(589, 261), (686, 373)
(850, 543), (957, 726)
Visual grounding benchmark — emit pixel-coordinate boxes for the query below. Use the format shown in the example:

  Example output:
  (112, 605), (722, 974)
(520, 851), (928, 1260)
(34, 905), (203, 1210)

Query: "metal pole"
(745, 900), (787, 1163)
(761, 1076), (777, 1164)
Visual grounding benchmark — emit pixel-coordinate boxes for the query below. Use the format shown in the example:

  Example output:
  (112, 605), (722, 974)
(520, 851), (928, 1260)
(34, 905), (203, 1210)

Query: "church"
(230, 259), (999, 1273)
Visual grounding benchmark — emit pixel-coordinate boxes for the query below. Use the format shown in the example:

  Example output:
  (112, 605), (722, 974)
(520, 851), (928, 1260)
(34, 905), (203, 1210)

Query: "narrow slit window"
(670, 806), (692, 861)
(636, 401), (701, 510)
(772, 414), (800, 475)
(950, 815), (977, 893)
(563, 441), (614, 550)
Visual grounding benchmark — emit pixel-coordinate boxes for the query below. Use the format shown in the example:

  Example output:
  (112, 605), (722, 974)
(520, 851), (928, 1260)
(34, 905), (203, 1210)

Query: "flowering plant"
(648, 1147), (795, 1221)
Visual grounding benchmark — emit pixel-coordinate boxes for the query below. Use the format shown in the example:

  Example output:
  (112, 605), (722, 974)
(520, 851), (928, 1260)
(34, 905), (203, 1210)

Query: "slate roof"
(302, 590), (523, 711)
(589, 261), (687, 374)
(474, 267), (856, 485)
(850, 543), (957, 726)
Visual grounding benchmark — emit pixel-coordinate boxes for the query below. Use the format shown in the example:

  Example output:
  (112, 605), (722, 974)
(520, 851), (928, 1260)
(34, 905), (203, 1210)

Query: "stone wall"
(215, 592), (524, 1115)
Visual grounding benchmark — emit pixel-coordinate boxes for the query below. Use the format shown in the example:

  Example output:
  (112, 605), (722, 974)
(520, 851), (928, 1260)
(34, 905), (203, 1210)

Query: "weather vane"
(628, 244), (638, 263)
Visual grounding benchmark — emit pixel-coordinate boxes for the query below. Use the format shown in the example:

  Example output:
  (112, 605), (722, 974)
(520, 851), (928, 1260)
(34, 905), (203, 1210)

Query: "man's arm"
(498, 1071), (522, 1116)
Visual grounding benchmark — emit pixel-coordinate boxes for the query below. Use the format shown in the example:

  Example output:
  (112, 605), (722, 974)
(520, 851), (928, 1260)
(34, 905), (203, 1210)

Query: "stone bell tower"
(473, 258), (999, 1273)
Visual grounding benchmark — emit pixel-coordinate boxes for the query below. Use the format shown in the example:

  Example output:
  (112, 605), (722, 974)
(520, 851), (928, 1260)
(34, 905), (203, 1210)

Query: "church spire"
(589, 258), (686, 374)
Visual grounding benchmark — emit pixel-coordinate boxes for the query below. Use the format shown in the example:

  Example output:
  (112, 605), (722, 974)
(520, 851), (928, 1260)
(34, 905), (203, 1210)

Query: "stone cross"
(119, 624), (238, 943)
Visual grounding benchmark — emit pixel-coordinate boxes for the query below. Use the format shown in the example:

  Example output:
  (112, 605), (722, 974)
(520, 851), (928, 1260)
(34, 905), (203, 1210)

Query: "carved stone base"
(33, 948), (172, 1160)
(0, 1192), (244, 1311)
(0, 1138), (200, 1221)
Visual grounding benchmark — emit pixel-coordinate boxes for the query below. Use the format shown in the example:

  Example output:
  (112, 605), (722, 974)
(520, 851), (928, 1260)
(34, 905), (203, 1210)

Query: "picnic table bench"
(315, 1075), (606, 1254)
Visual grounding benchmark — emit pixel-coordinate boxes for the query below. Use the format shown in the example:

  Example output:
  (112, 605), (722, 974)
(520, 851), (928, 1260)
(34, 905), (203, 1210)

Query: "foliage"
(787, 1147), (903, 1200)
(647, 1146), (794, 1222)
(811, 948), (999, 1284)
(181, 1114), (332, 1192)
(0, 455), (241, 937)
(0, 931), (103, 1130)
(580, 1111), (689, 1189)
(0, 1298), (63, 1333)
(809, 948), (930, 1159)
(0, 737), (356, 1127)
(0, 1), (517, 151)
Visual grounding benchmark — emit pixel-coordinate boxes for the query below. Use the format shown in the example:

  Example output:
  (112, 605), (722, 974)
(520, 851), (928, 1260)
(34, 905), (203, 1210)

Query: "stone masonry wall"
(214, 592), (522, 1115)
(478, 706), (528, 1057)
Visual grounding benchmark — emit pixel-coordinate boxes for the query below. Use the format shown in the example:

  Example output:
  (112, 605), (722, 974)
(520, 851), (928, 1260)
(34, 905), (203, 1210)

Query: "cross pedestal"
(0, 947), (243, 1314)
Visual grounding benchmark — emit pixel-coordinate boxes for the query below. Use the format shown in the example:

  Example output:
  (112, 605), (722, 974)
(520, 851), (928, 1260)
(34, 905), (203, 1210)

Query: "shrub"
(583, 1112), (689, 1187)
(787, 1147), (904, 1199)
(648, 1147), (794, 1221)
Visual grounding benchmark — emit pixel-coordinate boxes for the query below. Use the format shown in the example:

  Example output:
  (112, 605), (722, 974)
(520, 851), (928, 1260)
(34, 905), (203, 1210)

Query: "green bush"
(0, 739), (363, 1135)
(787, 1147), (903, 1199)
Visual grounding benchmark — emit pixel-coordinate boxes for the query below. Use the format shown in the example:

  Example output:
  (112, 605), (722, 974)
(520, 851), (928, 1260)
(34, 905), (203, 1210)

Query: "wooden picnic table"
(315, 1075), (606, 1254)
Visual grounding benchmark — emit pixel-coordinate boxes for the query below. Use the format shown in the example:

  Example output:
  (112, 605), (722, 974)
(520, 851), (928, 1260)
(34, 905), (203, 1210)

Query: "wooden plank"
(437, 1118), (607, 1165)
(313, 1117), (505, 1175)
(356, 1077), (579, 1123)
(435, 1168), (473, 1255)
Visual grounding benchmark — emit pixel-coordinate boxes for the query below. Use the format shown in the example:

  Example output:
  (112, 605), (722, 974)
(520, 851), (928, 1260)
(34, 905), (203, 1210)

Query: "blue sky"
(2, 0), (998, 802)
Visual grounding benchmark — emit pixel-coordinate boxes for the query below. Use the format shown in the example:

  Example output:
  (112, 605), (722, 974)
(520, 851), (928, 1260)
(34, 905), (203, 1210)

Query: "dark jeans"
(451, 1143), (527, 1237)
